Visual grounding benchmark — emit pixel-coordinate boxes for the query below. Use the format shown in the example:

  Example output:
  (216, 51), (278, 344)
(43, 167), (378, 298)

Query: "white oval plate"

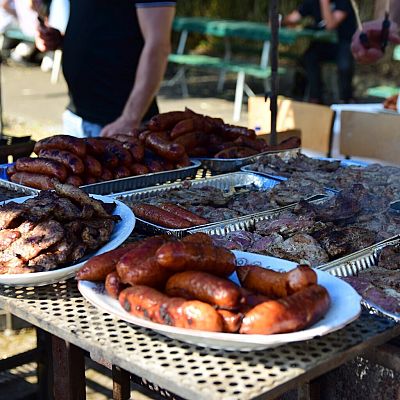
(79, 251), (362, 351)
(0, 194), (135, 286)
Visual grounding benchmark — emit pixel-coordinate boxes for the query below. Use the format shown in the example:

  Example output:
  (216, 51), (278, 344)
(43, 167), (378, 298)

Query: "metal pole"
(0, 51), (4, 139)
(269, 0), (279, 146)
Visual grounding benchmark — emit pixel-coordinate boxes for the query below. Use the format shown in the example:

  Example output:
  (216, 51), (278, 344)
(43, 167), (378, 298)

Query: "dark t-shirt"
(298, 0), (356, 42)
(62, 0), (175, 126)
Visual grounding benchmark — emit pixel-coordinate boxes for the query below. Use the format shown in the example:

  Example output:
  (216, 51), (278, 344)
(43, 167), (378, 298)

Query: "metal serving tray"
(193, 148), (300, 173)
(319, 236), (400, 322)
(111, 171), (306, 237)
(0, 160), (202, 196)
(0, 165), (39, 199)
(241, 155), (369, 182)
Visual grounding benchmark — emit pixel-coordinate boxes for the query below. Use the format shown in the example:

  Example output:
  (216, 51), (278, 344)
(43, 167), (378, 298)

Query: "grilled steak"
(0, 202), (26, 229)
(377, 245), (400, 270)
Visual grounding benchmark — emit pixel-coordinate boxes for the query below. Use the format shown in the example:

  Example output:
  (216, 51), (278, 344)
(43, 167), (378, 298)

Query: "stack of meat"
(343, 244), (400, 315)
(6, 132), (191, 190)
(0, 182), (119, 274)
(212, 184), (400, 267)
(144, 108), (300, 159)
(129, 178), (326, 229)
(77, 233), (330, 334)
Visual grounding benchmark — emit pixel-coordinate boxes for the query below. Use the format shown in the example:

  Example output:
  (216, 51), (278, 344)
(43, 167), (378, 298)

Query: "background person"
(284, 0), (357, 103)
(35, 0), (176, 138)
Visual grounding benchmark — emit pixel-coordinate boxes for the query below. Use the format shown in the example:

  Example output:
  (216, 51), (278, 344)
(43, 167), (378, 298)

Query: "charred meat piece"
(0, 229), (21, 251)
(248, 233), (285, 254)
(313, 226), (376, 259)
(0, 201), (26, 229)
(227, 191), (276, 214)
(266, 233), (329, 267)
(377, 245), (400, 270)
(185, 205), (241, 222)
(81, 219), (115, 250)
(0, 220), (64, 264)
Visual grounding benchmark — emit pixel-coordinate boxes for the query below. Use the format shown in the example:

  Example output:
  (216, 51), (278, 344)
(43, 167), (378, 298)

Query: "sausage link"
(114, 166), (131, 179)
(214, 146), (259, 159)
(6, 164), (16, 178)
(182, 232), (213, 246)
(170, 117), (213, 139)
(175, 154), (191, 169)
(165, 271), (242, 309)
(122, 141), (145, 163)
(221, 124), (256, 140)
(130, 163), (149, 176)
(172, 131), (207, 150)
(104, 140), (133, 167)
(131, 204), (194, 229)
(76, 243), (139, 281)
(38, 149), (85, 175)
(217, 310), (242, 333)
(233, 136), (268, 151)
(157, 203), (209, 226)
(116, 236), (173, 288)
(155, 241), (236, 277)
(239, 284), (331, 334)
(65, 175), (83, 187)
(10, 172), (56, 190)
(147, 111), (192, 131)
(100, 167), (113, 181)
(269, 136), (301, 151)
(15, 157), (68, 182)
(145, 132), (186, 162)
(237, 264), (317, 299)
(84, 155), (102, 178)
(34, 135), (86, 158)
(119, 286), (223, 332)
(105, 271), (127, 299)
(145, 159), (164, 173)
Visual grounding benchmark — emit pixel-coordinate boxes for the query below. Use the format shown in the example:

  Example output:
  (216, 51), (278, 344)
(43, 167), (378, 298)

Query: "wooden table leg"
(298, 377), (321, 400)
(52, 335), (86, 400)
(112, 365), (130, 400)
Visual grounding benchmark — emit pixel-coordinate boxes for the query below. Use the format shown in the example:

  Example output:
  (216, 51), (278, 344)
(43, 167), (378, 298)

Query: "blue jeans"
(62, 110), (103, 138)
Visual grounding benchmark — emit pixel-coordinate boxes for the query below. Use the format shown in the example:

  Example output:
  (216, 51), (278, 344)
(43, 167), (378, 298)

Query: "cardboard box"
(340, 110), (400, 165)
(248, 96), (335, 155)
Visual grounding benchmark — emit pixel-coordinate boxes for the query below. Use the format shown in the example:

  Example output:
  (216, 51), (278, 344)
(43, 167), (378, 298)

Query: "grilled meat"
(377, 245), (400, 270)
(0, 202), (26, 229)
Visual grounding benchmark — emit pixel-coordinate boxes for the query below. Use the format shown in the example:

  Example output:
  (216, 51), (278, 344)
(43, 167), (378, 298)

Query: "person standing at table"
(284, 0), (356, 104)
(35, 0), (176, 138)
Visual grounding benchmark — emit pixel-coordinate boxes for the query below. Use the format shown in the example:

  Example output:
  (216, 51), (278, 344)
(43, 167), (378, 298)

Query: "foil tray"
(193, 148), (300, 173)
(0, 170), (39, 200)
(0, 160), (202, 195)
(241, 155), (369, 182)
(319, 236), (400, 322)
(110, 171), (321, 238)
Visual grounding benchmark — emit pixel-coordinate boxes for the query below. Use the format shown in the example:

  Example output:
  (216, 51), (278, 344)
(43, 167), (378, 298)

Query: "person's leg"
(81, 120), (103, 138)
(336, 41), (354, 102)
(302, 43), (324, 102)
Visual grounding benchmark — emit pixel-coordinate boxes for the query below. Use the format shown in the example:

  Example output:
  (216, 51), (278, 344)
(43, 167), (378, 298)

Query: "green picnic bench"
(167, 17), (336, 121)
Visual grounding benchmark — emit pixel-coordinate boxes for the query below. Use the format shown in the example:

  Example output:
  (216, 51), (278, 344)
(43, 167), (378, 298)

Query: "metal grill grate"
(0, 281), (398, 400)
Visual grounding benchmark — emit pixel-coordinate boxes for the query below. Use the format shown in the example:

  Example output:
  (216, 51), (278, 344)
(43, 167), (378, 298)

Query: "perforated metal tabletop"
(0, 280), (399, 400)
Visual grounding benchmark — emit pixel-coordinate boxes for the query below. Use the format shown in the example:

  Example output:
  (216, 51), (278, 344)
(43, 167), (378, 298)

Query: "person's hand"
(100, 115), (139, 137)
(35, 25), (63, 52)
(351, 19), (400, 64)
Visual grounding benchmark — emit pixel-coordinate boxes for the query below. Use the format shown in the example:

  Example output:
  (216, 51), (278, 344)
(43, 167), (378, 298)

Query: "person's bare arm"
(101, 6), (175, 137)
(282, 10), (302, 27)
(319, 0), (347, 30)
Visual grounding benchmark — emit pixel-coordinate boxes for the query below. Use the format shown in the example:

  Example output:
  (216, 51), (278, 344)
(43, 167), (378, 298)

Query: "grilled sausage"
(104, 140), (133, 167)
(122, 141), (145, 163)
(221, 124), (256, 140)
(157, 203), (209, 226)
(10, 172), (56, 190)
(84, 155), (102, 178)
(119, 286), (223, 332)
(114, 166), (131, 179)
(116, 236), (173, 289)
(237, 264), (317, 299)
(6, 164), (16, 178)
(214, 146), (259, 159)
(217, 310), (242, 333)
(175, 154), (191, 168)
(105, 271), (127, 299)
(187, 147), (209, 157)
(170, 117), (213, 139)
(65, 175), (84, 187)
(130, 163), (149, 176)
(239, 284), (331, 334)
(38, 149), (85, 175)
(172, 131), (207, 150)
(155, 241), (236, 277)
(269, 136), (301, 151)
(145, 159), (164, 173)
(34, 135), (86, 158)
(233, 136), (268, 151)
(100, 167), (113, 181)
(131, 204), (194, 229)
(165, 271), (242, 309)
(76, 243), (139, 281)
(15, 157), (68, 182)
(147, 111), (192, 131)
(182, 232), (213, 246)
(85, 138), (119, 168)
(145, 131), (186, 162)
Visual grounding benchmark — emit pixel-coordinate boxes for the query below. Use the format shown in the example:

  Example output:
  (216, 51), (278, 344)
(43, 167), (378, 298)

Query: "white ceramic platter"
(79, 251), (362, 351)
(0, 195), (135, 286)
